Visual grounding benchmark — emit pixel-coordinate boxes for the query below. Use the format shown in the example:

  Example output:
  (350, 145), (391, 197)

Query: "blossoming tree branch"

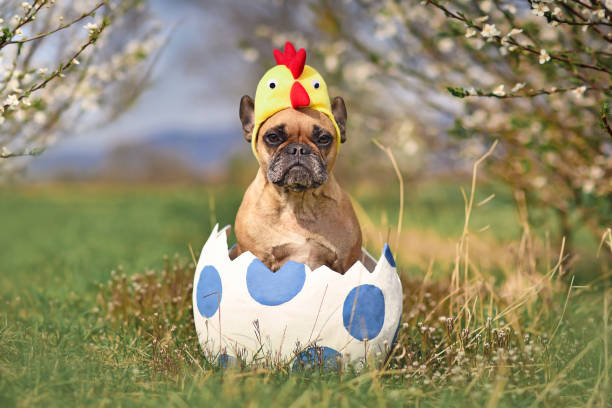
(222, 0), (610, 249)
(0, 0), (160, 173)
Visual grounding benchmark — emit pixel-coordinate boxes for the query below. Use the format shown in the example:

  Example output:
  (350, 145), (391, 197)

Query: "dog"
(231, 95), (362, 274)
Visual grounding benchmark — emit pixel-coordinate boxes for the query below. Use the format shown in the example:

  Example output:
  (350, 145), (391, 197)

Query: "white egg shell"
(192, 224), (403, 366)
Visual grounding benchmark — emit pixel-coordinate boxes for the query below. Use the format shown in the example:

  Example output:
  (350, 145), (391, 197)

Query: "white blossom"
(481, 24), (500, 38)
(241, 48), (259, 62)
(10, 15), (20, 28)
(492, 84), (506, 96)
(84, 22), (98, 34)
(4, 94), (19, 107)
(583, 180), (595, 193)
(501, 4), (516, 14)
(465, 28), (477, 38)
(572, 86), (587, 97)
(539, 49), (550, 64)
(511, 83), (526, 93)
(507, 28), (523, 37)
(438, 38), (454, 52)
(532, 3), (550, 16)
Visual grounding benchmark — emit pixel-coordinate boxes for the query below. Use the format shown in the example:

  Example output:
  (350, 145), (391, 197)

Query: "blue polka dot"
(384, 243), (396, 267)
(293, 346), (342, 371)
(343, 284), (386, 341)
(196, 265), (222, 318)
(246, 259), (306, 306)
(218, 353), (235, 368)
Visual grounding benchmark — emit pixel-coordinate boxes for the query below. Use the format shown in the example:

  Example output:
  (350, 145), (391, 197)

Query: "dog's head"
(239, 96), (347, 192)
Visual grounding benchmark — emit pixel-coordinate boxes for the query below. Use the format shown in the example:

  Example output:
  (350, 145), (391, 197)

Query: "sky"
(37, 0), (257, 156)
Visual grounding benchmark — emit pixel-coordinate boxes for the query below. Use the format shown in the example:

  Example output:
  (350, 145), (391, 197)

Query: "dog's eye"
(316, 134), (332, 145)
(267, 80), (278, 89)
(312, 79), (320, 89)
(264, 133), (282, 145)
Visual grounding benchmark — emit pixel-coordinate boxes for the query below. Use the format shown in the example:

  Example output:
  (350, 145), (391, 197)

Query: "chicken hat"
(251, 41), (342, 160)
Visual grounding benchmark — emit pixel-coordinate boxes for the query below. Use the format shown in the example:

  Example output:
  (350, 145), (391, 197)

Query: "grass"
(0, 179), (610, 407)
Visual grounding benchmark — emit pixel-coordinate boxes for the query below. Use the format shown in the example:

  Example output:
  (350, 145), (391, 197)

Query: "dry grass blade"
(372, 138), (404, 242)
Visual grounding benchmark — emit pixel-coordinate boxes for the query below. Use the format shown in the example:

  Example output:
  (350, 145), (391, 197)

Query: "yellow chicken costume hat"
(251, 41), (342, 160)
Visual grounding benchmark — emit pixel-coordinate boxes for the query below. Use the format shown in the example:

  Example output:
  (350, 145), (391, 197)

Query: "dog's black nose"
(285, 143), (313, 156)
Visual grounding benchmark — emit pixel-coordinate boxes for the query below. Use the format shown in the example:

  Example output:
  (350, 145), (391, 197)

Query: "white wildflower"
(492, 84), (506, 96)
(1, 146), (10, 155)
(21, 2), (31, 10)
(465, 27), (477, 38)
(511, 83), (526, 93)
(38, 67), (48, 75)
(539, 49), (550, 64)
(481, 24), (500, 38)
(590, 166), (604, 179)
(466, 87), (477, 96)
(22, 97), (31, 106)
(552, 7), (562, 17)
(533, 176), (546, 188)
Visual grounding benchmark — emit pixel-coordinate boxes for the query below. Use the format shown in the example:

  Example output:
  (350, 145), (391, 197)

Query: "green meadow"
(0, 182), (609, 407)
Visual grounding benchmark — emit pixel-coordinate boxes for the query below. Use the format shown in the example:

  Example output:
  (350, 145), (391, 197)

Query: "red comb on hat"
(273, 41), (306, 79)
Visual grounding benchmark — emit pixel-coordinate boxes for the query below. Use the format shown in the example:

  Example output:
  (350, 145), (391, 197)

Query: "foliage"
(0, 182), (609, 406)
(211, 0), (612, 247)
(0, 0), (160, 175)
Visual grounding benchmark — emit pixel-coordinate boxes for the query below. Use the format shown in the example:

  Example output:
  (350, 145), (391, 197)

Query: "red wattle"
(290, 81), (310, 109)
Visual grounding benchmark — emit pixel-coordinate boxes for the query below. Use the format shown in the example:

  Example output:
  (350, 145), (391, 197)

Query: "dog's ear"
(331, 96), (347, 143)
(239, 95), (255, 142)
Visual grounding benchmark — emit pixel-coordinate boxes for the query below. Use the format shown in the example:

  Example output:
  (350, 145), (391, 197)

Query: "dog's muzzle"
(267, 143), (328, 191)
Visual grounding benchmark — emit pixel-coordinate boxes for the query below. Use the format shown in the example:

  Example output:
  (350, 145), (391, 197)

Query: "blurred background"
(1, 0), (610, 285)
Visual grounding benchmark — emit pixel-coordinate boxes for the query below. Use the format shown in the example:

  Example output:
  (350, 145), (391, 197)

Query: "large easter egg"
(192, 224), (403, 368)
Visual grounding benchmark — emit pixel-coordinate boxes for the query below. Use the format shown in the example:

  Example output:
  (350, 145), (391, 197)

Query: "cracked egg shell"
(192, 224), (403, 367)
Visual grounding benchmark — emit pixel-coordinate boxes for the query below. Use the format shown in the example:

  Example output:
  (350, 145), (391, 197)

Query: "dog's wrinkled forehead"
(259, 108), (336, 142)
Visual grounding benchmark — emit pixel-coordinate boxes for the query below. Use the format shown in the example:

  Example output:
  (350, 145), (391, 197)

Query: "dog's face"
(239, 96), (347, 192)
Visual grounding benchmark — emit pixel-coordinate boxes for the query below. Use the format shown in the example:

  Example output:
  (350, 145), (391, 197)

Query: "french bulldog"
(231, 96), (362, 274)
